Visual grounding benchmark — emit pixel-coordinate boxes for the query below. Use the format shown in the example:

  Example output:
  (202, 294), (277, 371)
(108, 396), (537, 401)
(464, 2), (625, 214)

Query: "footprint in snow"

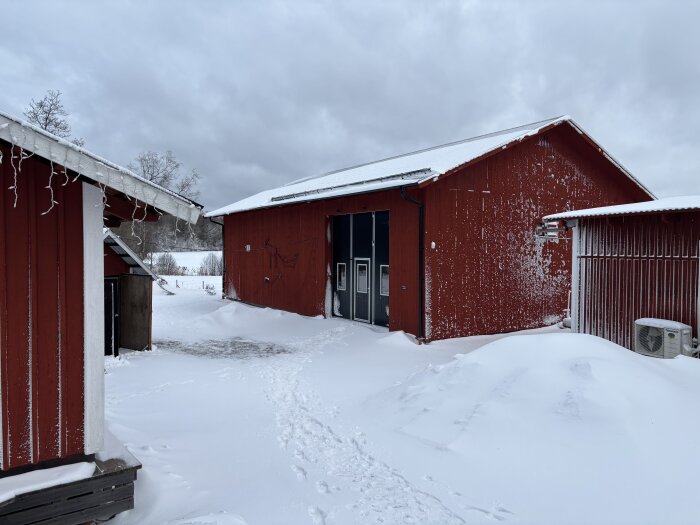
(291, 464), (307, 480)
(315, 480), (331, 494)
(308, 505), (327, 525)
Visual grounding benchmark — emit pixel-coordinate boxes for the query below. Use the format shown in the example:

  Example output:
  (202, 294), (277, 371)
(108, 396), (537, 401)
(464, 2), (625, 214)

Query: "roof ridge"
(284, 115), (567, 188)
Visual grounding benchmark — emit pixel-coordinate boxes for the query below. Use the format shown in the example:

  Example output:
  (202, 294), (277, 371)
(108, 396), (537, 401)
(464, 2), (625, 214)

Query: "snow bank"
(369, 333), (700, 524)
(111, 284), (700, 524)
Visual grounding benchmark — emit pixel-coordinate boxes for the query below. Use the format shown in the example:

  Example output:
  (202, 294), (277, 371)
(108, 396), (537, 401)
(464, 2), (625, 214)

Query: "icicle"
(97, 182), (110, 209)
(8, 146), (19, 208)
(72, 156), (83, 182)
(41, 159), (60, 215)
(131, 198), (143, 245)
(62, 150), (70, 186)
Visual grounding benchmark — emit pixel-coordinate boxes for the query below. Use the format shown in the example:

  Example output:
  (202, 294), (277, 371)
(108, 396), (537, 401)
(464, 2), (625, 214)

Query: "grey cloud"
(1, 0), (698, 211)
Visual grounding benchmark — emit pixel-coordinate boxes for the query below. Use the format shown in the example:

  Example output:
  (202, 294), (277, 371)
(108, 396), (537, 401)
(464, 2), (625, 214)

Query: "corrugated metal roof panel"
(103, 229), (158, 280)
(207, 116), (583, 216)
(545, 196), (700, 221)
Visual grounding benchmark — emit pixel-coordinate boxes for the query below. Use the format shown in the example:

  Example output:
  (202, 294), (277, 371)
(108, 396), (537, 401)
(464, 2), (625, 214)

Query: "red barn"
(207, 116), (653, 341)
(0, 111), (200, 522)
(544, 196), (700, 351)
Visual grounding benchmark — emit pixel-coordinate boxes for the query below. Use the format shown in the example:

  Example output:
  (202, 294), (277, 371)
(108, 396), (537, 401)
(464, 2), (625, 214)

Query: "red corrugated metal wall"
(0, 143), (85, 472)
(575, 212), (700, 350)
(422, 125), (651, 340)
(223, 189), (421, 335)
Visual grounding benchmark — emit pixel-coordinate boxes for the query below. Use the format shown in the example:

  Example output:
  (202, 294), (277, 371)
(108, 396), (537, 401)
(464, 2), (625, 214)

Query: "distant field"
(150, 250), (222, 275)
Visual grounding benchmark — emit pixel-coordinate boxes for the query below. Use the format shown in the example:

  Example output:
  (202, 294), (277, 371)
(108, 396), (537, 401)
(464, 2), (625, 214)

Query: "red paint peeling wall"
(0, 142), (85, 472)
(575, 212), (700, 350)
(223, 190), (421, 335)
(423, 126), (651, 340)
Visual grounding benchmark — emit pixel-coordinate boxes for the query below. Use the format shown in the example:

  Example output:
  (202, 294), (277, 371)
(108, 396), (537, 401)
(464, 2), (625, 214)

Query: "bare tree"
(155, 253), (180, 275)
(198, 253), (223, 276)
(116, 150), (210, 258)
(24, 90), (85, 146)
(128, 151), (181, 190)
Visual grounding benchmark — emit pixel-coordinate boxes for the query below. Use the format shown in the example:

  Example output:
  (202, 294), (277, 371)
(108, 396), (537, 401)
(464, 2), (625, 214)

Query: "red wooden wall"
(104, 246), (130, 277)
(223, 189), (421, 335)
(222, 124), (651, 341)
(575, 212), (700, 350)
(0, 143), (85, 472)
(422, 125), (651, 340)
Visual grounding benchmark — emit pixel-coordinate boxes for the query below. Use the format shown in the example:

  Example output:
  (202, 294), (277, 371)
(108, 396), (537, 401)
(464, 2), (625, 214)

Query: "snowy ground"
(106, 276), (700, 525)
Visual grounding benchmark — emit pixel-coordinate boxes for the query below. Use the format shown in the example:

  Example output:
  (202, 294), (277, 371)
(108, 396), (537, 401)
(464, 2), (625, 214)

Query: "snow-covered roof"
(0, 111), (201, 224)
(544, 195), (700, 221)
(104, 229), (159, 280)
(206, 116), (653, 217)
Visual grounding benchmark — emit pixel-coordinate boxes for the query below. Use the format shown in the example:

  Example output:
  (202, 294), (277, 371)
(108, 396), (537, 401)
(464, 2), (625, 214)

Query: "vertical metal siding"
(423, 125), (652, 340)
(0, 143), (85, 472)
(576, 212), (700, 349)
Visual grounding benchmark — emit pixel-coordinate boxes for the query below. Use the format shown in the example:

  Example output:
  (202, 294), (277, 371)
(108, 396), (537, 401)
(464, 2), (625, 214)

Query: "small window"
(356, 263), (368, 293)
(336, 263), (346, 291)
(380, 265), (389, 296)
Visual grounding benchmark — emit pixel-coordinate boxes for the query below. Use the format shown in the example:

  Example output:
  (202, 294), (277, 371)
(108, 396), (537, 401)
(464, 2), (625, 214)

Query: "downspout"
(400, 186), (425, 341)
(209, 216), (226, 298)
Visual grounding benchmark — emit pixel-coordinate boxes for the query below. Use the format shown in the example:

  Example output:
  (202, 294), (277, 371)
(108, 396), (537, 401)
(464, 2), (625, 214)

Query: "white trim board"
(82, 183), (104, 455)
(0, 114), (200, 224)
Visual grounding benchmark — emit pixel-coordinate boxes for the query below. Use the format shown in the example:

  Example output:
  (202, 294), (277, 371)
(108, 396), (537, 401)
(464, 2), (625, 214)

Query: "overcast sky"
(1, 1), (698, 210)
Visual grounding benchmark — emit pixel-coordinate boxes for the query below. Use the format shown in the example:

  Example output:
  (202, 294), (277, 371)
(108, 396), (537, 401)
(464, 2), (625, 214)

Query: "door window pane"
(380, 265), (389, 296)
(337, 263), (346, 291)
(356, 264), (368, 293)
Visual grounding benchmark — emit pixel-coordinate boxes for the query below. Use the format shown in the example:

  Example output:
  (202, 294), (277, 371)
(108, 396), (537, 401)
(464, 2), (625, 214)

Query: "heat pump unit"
(634, 318), (692, 358)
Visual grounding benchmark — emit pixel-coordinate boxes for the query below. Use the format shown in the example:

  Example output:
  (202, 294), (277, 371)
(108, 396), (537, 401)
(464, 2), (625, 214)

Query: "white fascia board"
(83, 183), (104, 455)
(0, 116), (201, 224)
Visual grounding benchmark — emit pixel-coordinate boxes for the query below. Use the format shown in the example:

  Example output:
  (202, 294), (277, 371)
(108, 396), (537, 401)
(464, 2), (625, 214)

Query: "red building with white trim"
(545, 196), (700, 350)
(208, 116), (652, 341)
(0, 111), (201, 522)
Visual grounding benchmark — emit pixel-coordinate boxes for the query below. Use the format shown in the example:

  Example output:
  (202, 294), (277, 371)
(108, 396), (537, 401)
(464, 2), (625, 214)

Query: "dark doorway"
(104, 277), (120, 356)
(332, 211), (390, 327)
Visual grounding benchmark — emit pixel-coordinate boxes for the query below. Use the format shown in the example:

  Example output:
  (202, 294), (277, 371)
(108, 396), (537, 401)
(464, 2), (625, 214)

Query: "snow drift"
(371, 333), (700, 524)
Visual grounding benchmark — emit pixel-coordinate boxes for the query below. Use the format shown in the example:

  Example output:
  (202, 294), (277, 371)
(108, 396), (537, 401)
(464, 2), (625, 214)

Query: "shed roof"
(0, 111), (201, 224)
(544, 195), (700, 221)
(103, 229), (158, 280)
(206, 116), (653, 217)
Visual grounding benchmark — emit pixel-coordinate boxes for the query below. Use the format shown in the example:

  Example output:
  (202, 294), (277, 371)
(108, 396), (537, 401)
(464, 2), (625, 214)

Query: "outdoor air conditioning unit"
(634, 318), (693, 358)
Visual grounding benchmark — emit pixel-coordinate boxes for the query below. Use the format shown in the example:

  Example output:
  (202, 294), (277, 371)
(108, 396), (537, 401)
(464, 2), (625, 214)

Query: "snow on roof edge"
(104, 229), (159, 280)
(0, 111), (202, 224)
(206, 116), (570, 217)
(205, 174), (429, 217)
(544, 195), (700, 221)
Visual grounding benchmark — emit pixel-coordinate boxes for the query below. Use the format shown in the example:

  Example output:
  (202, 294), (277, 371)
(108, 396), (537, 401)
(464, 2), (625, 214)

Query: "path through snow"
(152, 326), (505, 524)
(249, 326), (511, 524)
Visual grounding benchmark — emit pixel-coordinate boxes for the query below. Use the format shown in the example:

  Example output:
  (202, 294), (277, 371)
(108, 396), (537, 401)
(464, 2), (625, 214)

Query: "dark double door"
(332, 211), (389, 327)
